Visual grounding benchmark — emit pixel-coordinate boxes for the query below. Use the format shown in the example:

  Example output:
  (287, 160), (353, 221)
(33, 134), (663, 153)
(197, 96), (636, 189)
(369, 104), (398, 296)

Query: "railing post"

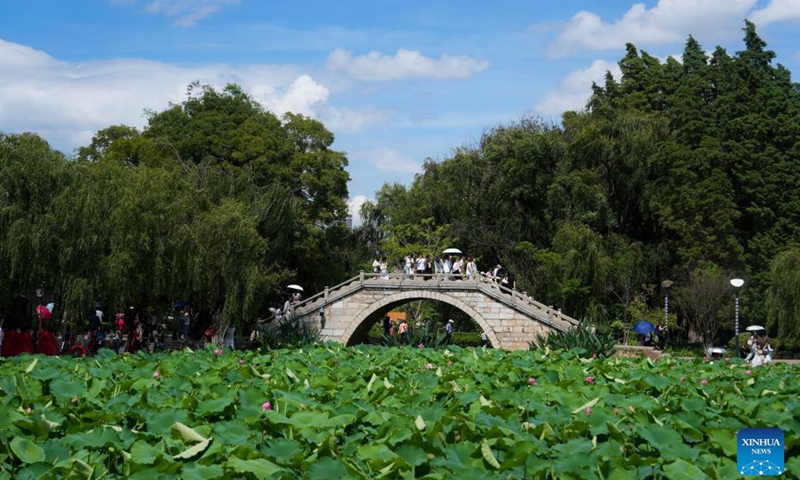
(512, 287), (516, 305)
(359, 270), (364, 286)
(324, 286), (329, 301)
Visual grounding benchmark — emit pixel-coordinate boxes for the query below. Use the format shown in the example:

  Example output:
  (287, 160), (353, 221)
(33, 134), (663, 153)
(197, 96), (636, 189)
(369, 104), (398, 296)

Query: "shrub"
(529, 320), (617, 358)
(258, 318), (321, 350)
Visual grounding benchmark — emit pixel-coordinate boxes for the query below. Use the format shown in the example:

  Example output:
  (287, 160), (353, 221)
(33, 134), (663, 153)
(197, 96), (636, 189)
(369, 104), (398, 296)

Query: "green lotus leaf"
(663, 458), (708, 479)
(49, 377), (86, 404)
(10, 437), (45, 464)
(705, 429), (737, 457)
(213, 419), (257, 446)
(262, 438), (303, 463)
(195, 395), (235, 417)
(395, 444), (428, 467)
(180, 463), (226, 480)
(129, 440), (163, 465)
(307, 457), (352, 479)
(227, 456), (285, 478)
(638, 424), (699, 461)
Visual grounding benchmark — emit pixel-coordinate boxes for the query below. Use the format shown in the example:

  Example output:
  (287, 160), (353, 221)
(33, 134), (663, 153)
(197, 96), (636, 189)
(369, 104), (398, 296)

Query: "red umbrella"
(37, 305), (52, 321)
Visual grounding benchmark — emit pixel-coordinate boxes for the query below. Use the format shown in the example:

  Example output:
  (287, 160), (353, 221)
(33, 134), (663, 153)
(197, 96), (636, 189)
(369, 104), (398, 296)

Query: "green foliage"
(766, 248), (800, 347)
(1, 347), (798, 478)
(258, 318), (322, 350)
(530, 320), (617, 359)
(363, 22), (800, 344)
(0, 82), (351, 330)
(367, 321), (450, 349)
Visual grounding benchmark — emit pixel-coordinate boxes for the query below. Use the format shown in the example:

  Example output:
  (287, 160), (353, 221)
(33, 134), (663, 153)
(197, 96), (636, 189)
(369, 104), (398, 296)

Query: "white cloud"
(113, 0), (240, 27)
(321, 107), (389, 134)
(549, 0), (757, 57)
(326, 48), (489, 81)
(0, 38), (385, 153)
(750, 0), (800, 26)
(353, 147), (422, 174)
(534, 60), (622, 116)
(347, 195), (369, 227)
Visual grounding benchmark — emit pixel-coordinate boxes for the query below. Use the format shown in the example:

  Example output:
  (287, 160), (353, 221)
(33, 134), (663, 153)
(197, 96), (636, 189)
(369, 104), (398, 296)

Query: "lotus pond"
(0, 345), (798, 479)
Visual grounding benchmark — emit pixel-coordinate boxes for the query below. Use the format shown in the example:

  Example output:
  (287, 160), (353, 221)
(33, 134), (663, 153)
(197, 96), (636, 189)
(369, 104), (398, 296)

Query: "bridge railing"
(260, 271), (578, 330)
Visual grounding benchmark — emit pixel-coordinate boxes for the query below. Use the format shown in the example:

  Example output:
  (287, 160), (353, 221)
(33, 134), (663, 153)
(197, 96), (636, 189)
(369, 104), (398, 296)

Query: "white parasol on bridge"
(287, 284), (304, 292)
(745, 325), (765, 332)
(442, 248), (462, 255)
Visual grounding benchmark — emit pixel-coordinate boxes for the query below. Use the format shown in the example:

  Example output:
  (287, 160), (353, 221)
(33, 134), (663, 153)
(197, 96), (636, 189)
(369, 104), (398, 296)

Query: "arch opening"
(342, 291), (501, 348)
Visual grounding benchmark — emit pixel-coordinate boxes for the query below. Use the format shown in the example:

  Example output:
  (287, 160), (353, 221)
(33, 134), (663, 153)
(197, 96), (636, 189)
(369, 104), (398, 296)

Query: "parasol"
(632, 320), (655, 334)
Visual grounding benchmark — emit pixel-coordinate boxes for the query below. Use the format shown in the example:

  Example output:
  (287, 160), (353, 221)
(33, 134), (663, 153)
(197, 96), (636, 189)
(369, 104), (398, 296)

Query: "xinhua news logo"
(738, 428), (784, 476)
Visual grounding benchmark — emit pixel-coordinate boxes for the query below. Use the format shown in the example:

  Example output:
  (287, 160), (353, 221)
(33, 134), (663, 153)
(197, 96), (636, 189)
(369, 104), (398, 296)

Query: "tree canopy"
(359, 22), (800, 348)
(1, 83), (353, 332)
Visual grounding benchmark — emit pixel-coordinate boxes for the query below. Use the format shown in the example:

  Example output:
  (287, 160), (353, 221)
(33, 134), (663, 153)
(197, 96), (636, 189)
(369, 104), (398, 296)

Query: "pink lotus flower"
(447, 361), (453, 367)
(585, 376), (595, 384)
(418, 343), (425, 348)
(214, 349), (224, 355)
(614, 407), (620, 415)
(592, 353), (598, 358)
(153, 371), (160, 379)
(586, 407), (592, 415)
(425, 363), (433, 369)
(239, 359), (244, 365)
(528, 377), (537, 385)
(262, 401), (271, 411)
(700, 379), (708, 386)
(745, 370), (752, 375)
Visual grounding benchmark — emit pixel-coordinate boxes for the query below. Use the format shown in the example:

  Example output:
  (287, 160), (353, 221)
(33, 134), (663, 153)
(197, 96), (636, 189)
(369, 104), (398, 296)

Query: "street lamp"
(661, 280), (673, 327)
(730, 278), (744, 357)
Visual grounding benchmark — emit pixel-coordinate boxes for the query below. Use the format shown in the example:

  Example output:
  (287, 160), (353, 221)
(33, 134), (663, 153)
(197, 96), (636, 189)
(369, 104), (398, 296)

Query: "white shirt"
(416, 257), (426, 271)
(223, 326), (235, 348)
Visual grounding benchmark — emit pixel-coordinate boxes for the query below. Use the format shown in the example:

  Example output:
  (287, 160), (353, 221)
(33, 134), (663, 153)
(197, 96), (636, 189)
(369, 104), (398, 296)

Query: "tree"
(0, 133), (70, 322)
(675, 265), (732, 353)
(766, 248), (800, 348)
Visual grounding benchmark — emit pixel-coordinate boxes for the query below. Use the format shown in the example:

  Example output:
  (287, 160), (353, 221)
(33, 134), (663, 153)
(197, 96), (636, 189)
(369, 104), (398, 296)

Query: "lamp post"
(661, 280), (673, 326)
(730, 278), (744, 357)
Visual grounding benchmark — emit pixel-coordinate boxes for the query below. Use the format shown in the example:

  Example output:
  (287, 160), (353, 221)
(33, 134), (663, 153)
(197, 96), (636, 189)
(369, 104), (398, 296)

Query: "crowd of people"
(372, 254), (518, 287)
(0, 301), (260, 358)
(744, 332), (774, 366)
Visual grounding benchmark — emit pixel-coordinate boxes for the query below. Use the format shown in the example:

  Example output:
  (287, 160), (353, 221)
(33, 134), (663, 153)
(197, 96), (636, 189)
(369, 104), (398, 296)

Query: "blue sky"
(2, 0), (799, 222)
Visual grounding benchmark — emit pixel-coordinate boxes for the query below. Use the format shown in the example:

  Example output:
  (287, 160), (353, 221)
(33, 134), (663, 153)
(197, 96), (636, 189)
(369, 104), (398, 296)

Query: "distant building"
(386, 311), (406, 322)
(345, 214), (353, 229)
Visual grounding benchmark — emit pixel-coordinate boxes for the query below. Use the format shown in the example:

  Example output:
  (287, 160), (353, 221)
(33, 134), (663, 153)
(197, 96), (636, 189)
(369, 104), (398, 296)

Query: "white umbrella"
(442, 248), (462, 255)
(745, 325), (765, 332)
(708, 347), (726, 354)
(287, 284), (304, 292)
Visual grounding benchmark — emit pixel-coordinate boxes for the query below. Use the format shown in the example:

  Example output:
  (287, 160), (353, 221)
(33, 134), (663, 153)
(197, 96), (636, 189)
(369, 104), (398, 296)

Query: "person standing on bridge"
(467, 257), (478, 280)
(416, 254), (426, 279)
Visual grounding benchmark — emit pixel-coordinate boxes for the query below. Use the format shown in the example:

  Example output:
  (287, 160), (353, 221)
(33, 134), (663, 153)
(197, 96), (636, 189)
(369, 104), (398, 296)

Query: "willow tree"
(766, 248), (800, 348)
(0, 133), (70, 325)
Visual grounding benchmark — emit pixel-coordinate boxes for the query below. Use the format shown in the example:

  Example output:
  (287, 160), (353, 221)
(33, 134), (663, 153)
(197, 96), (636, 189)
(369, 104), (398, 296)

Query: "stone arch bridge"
(266, 273), (578, 350)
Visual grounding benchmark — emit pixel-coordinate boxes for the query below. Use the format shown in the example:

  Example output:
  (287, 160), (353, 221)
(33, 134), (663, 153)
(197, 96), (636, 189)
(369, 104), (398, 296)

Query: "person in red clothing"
(128, 318), (143, 353)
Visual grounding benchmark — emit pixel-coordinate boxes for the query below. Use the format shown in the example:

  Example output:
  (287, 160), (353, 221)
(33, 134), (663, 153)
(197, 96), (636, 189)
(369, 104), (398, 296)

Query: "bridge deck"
(266, 272), (578, 333)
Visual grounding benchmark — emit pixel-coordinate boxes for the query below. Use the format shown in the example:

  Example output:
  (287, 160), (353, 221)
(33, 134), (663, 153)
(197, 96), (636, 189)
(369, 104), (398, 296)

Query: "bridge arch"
(342, 290), (501, 347)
